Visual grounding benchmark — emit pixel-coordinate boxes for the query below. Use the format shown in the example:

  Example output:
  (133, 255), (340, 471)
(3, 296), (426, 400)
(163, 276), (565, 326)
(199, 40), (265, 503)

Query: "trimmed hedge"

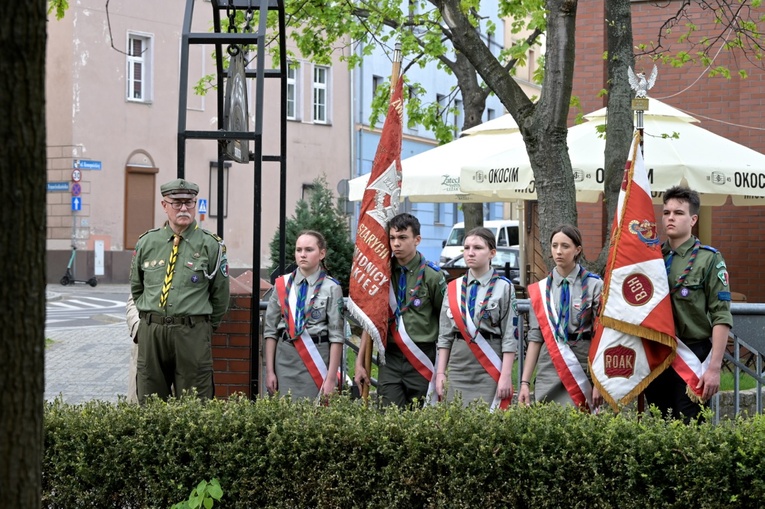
(43, 396), (765, 508)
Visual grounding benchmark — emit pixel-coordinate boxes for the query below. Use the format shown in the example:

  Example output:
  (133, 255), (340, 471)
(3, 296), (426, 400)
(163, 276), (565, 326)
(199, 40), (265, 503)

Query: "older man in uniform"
(131, 178), (230, 403)
(644, 186), (733, 422)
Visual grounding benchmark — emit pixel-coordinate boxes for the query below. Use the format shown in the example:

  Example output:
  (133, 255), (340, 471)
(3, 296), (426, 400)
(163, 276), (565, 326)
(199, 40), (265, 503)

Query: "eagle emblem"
(627, 65), (658, 98)
(629, 219), (660, 247)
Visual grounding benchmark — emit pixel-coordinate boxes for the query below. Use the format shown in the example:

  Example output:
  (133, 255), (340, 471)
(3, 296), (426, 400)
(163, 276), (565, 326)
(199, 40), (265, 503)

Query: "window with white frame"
(434, 203), (442, 224)
(372, 75), (383, 97)
(287, 62), (299, 120)
(312, 66), (329, 123)
(487, 108), (496, 121)
(127, 33), (152, 102)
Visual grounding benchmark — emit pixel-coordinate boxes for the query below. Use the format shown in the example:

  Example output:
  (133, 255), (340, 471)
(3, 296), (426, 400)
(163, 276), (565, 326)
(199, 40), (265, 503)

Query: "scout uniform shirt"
(437, 270), (517, 354)
(527, 264), (603, 345)
(392, 252), (446, 343)
(527, 264), (603, 406)
(263, 269), (345, 344)
(130, 221), (230, 326)
(662, 236), (733, 343)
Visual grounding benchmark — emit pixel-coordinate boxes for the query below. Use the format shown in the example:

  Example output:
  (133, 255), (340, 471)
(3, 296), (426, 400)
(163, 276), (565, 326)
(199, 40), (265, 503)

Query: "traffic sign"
(72, 169), (82, 182)
(72, 197), (82, 211)
(198, 199), (208, 214)
(71, 183), (82, 197)
(73, 160), (102, 170)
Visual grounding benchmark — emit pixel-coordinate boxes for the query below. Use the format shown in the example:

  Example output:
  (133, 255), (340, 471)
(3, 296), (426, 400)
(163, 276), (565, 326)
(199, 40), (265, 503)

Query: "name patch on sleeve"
(718, 291), (731, 302)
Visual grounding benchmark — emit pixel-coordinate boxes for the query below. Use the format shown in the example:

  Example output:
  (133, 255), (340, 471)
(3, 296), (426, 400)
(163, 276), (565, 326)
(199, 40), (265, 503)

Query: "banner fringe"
(346, 297), (387, 365)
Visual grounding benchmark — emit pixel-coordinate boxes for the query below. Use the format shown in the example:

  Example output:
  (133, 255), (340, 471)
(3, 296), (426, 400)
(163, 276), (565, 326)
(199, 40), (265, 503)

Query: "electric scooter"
(60, 245), (98, 287)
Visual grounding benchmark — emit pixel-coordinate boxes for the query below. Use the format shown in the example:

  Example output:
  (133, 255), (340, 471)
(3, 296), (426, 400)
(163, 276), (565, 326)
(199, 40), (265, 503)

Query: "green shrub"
(43, 395), (765, 508)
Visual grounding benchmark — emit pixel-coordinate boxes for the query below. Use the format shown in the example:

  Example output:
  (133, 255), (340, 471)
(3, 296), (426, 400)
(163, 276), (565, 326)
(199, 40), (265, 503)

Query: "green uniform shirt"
(130, 221), (230, 326)
(662, 236), (732, 342)
(392, 252), (446, 343)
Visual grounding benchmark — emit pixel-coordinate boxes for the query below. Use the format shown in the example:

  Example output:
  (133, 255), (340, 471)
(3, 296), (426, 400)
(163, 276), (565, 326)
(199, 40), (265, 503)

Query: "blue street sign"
(198, 198), (208, 214)
(47, 182), (69, 192)
(71, 183), (82, 197)
(72, 159), (102, 170)
(72, 197), (82, 211)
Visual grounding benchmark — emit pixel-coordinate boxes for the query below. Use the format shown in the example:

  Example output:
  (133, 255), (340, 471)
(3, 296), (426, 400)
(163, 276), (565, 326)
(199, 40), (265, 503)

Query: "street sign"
(198, 198), (208, 214)
(73, 159), (102, 170)
(72, 197), (82, 211)
(71, 183), (82, 196)
(72, 169), (82, 182)
(47, 182), (69, 192)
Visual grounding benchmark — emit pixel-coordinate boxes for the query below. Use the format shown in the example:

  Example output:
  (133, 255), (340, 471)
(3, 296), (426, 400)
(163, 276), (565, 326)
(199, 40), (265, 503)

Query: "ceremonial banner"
(590, 132), (677, 411)
(347, 79), (404, 361)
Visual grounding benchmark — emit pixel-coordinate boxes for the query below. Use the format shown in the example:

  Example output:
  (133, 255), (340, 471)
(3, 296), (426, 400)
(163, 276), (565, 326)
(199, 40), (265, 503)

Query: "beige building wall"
(45, 0), (352, 280)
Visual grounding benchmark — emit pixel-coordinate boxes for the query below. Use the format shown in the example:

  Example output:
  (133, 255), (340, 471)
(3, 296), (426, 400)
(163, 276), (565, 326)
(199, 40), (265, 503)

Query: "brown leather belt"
(140, 312), (210, 327)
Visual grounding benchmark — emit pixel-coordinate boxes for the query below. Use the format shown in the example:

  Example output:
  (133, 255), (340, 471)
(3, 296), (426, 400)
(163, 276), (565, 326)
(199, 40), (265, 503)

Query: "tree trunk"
(0, 1), (47, 507)
(451, 52), (489, 232)
(438, 0), (579, 267)
(597, 0), (635, 270)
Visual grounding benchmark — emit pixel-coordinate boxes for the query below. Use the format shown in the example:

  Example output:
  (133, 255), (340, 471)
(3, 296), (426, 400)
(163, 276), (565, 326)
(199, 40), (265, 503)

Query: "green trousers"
(378, 341), (436, 408)
(136, 319), (214, 403)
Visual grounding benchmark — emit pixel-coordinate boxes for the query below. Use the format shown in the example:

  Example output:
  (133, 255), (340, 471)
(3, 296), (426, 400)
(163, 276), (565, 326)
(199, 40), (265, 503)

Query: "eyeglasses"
(164, 199), (197, 210)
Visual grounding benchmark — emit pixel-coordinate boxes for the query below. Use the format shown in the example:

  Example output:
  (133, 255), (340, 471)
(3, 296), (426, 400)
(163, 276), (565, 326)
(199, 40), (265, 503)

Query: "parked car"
(441, 245), (524, 291)
(439, 219), (520, 266)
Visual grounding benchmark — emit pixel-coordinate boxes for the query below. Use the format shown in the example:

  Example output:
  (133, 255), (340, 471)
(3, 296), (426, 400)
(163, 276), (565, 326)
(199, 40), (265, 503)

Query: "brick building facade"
(572, 0), (765, 302)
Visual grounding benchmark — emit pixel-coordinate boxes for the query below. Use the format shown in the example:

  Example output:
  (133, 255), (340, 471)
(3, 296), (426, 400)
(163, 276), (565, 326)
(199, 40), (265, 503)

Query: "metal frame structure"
(177, 0), (288, 398)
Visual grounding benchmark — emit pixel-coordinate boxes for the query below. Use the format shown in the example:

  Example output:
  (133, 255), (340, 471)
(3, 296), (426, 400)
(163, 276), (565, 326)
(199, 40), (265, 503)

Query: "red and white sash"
(671, 338), (712, 402)
(447, 278), (510, 410)
(275, 275), (328, 389)
(528, 279), (593, 410)
(388, 286), (438, 404)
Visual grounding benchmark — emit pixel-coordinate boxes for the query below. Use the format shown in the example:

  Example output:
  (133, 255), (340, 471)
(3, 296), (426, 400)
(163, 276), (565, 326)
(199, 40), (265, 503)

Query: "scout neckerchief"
(459, 271), (499, 341)
(393, 256), (428, 325)
(447, 272), (511, 410)
(159, 234), (181, 308)
(545, 266), (591, 343)
(666, 239), (700, 294)
(387, 254), (437, 404)
(528, 275), (593, 411)
(665, 238), (711, 403)
(274, 271), (328, 389)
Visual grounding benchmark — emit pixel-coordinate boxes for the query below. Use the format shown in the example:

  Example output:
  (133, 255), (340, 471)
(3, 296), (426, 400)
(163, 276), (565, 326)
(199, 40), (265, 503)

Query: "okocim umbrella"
(348, 115), (524, 202)
(461, 98), (765, 206)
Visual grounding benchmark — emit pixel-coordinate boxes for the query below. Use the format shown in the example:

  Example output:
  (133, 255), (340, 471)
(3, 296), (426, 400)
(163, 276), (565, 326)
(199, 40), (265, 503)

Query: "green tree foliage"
(268, 175), (354, 291)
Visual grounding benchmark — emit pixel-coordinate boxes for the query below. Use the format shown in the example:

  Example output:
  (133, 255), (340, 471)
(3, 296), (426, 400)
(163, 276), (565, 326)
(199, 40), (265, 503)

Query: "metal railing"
(256, 299), (765, 420)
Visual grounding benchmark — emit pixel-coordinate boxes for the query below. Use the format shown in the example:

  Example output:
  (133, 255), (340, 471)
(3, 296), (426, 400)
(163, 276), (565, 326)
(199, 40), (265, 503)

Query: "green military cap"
(161, 178), (199, 197)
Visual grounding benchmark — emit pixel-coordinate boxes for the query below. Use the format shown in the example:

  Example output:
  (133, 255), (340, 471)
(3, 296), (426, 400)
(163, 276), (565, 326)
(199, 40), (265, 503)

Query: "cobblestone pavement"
(45, 284), (132, 404)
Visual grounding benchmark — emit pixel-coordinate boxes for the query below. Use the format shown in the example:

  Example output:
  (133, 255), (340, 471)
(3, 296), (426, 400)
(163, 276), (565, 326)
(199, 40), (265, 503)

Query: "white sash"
(388, 286), (438, 405)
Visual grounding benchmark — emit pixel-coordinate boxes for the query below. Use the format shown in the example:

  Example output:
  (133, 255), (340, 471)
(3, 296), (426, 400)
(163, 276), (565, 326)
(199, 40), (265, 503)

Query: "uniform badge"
(412, 297), (422, 307)
(680, 288), (690, 297)
(159, 260), (165, 266)
(150, 260), (157, 267)
(193, 252), (201, 258)
(191, 275), (199, 283)
(144, 261), (150, 268)
(186, 261), (194, 268)
(482, 310), (491, 320)
(221, 264), (229, 277)
(311, 309), (322, 319)
(716, 261), (727, 269)
(718, 270), (729, 287)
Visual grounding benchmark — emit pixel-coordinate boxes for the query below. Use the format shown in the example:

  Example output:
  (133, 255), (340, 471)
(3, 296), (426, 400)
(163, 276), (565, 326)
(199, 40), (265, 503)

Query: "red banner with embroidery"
(447, 278), (511, 410)
(590, 132), (677, 411)
(347, 79), (404, 362)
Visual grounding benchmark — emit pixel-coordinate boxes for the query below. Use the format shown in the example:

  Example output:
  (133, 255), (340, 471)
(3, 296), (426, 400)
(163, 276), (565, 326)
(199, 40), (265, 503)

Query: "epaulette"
(585, 272), (602, 280)
(499, 275), (512, 284)
(137, 227), (160, 240)
(202, 229), (227, 254)
(327, 276), (340, 286)
(426, 260), (441, 272)
(700, 245), (718, 253)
